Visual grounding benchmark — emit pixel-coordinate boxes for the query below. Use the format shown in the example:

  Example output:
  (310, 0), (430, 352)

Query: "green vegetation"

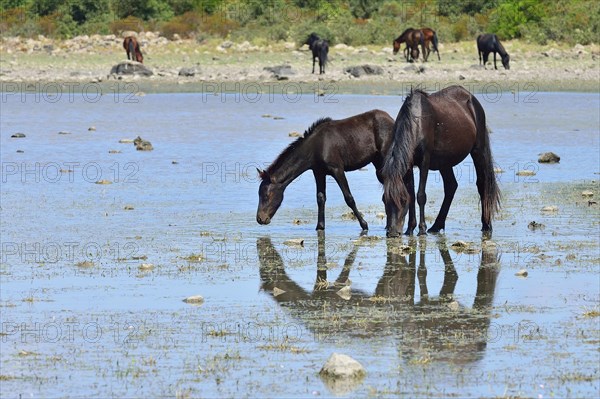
(1, 0), (598, 45)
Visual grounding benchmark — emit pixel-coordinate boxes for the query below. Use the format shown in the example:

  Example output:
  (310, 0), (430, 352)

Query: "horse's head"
(306, 33), (320, 49)
(136, 51), (143, 63)
(393, 40), (401, 54)
(256, 169), (284, 225)
(501, 54), (510, 70)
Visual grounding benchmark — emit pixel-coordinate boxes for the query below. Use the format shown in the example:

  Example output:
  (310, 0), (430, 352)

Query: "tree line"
(1, 0), (597, 45)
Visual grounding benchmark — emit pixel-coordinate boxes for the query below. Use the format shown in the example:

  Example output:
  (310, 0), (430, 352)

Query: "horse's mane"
(390, 89), (426, 176)
(381, 88), (427, 207)
(395, 28), (414, 42)
(264, 117), (332, 178)
(495, 36), (509, 58)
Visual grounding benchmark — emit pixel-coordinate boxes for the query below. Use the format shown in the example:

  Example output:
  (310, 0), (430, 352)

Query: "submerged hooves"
(427, 226), (444, 234)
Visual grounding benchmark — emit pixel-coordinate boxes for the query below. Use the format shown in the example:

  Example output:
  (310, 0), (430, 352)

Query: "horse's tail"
(319, 41), (328, 66)
(128, 39), (136, 62)
(432, 31), (440, 60)
(471, 95), (501, 224)
(381, 95), (416, 210)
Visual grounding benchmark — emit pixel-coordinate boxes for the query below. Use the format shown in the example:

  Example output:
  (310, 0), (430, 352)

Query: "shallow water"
(1, 90), (599, 398)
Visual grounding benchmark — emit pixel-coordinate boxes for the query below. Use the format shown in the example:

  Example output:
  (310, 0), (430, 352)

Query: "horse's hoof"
(360, 229), (368, 236)
(316, 225), (325, 231)
(427, 226), (444, 234)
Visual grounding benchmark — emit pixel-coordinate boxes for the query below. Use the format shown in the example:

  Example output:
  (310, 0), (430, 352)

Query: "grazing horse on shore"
(421, 28), (440, 61)
(123, 36), (143, 63)
(477, 34), (509, 70)
(256, 110), (395, 232)
(381, 85), (500, 237)
(393, 28), (425, 62)
(306, 33), (329, 74)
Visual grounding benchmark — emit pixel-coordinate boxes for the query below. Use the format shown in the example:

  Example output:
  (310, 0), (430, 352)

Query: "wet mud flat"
(0, 92), (598, 398)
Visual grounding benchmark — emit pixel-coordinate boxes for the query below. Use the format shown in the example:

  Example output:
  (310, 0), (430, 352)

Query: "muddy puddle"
(1, 90), (599, 398)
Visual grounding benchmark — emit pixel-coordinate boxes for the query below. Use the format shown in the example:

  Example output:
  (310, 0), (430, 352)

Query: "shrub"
(110, 16), (145, 35)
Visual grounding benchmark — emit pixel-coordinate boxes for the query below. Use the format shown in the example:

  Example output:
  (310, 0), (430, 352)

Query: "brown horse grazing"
(123, 36), (143, 63)
(420, 27), (440, 61)
(477, 34), (509, 70)
(381, 85), (500, 237)
(393, 28), (425, 62)
(256, 110), (395, 232)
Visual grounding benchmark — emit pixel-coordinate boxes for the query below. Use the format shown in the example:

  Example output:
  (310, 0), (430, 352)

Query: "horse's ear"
(257, 168), (269, 181)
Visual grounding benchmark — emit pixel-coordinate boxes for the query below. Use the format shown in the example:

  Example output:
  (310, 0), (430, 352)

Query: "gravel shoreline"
(1, 33), (598, 94)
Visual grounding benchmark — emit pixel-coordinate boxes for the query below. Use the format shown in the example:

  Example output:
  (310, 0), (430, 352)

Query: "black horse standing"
(306, 33), (329, 74)
(477, 34), (510, 70)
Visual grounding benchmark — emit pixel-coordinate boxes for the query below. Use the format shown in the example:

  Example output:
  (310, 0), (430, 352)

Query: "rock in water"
(11, 133), (26, 138)
(183, 295), (204, 305)
(538, 152), (560, 163)
(133, 136), (153, 151)
(320, 353), (366, 379)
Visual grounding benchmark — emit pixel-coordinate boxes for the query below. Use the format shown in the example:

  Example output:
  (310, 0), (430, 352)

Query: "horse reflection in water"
(257, 234), (499, 364)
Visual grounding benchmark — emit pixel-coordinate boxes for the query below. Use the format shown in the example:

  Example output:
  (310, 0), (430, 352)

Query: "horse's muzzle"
(257, 215), (271, 225)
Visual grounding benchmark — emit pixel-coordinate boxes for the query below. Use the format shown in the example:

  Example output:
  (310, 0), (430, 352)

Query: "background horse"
(477, 34), (509, 70)
(123, 36), (143, 63)
(421, 27), (440, 61)
(306, 33), (329, 74)
(381, 85), (500, 236)
(393, 28), (425, 62)
(257, 110), (395, 232)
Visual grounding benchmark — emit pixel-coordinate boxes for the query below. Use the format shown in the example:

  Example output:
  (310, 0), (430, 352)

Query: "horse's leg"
(428, 167), (458, 233)
(471, 151), (493, 232)
(482, 52), (489, 69)
(493, 51), (498, 70)
(416, 249), (428, 302)
(478, 50), (482, 65)
(404, 169), (417, 235)
(331, 168), (368, 231)
(314, 170), (326, 230)
(438, 243), (458, 299)
(416, 156), (431, 235)
(312, 55), (316, 74)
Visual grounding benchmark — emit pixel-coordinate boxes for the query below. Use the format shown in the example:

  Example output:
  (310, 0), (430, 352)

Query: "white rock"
(183, 295), (204, 305)
(320, 353), (366, 379)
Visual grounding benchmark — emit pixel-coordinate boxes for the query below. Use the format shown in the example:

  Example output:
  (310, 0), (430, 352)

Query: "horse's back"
(312, 110), (393, 170)
(426, 86), (479, 167)
(477, 34), (497, 51)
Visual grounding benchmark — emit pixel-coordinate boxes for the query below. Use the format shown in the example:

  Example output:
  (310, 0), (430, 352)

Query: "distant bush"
(160, 11), (201, 39)
(110, 16), (145, 35)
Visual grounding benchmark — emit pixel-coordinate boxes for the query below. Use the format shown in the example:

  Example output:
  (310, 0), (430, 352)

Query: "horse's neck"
(271, 146), (311, 186)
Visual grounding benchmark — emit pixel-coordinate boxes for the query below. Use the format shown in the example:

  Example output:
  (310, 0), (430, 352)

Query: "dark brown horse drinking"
(256, 110), (395, 232)
(477, 34), (509, 70)
(123, 36), (143, 63)
(381, 85), (500, 237)
(393, 28), (425, 62)
(306, 33), (329, 74)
